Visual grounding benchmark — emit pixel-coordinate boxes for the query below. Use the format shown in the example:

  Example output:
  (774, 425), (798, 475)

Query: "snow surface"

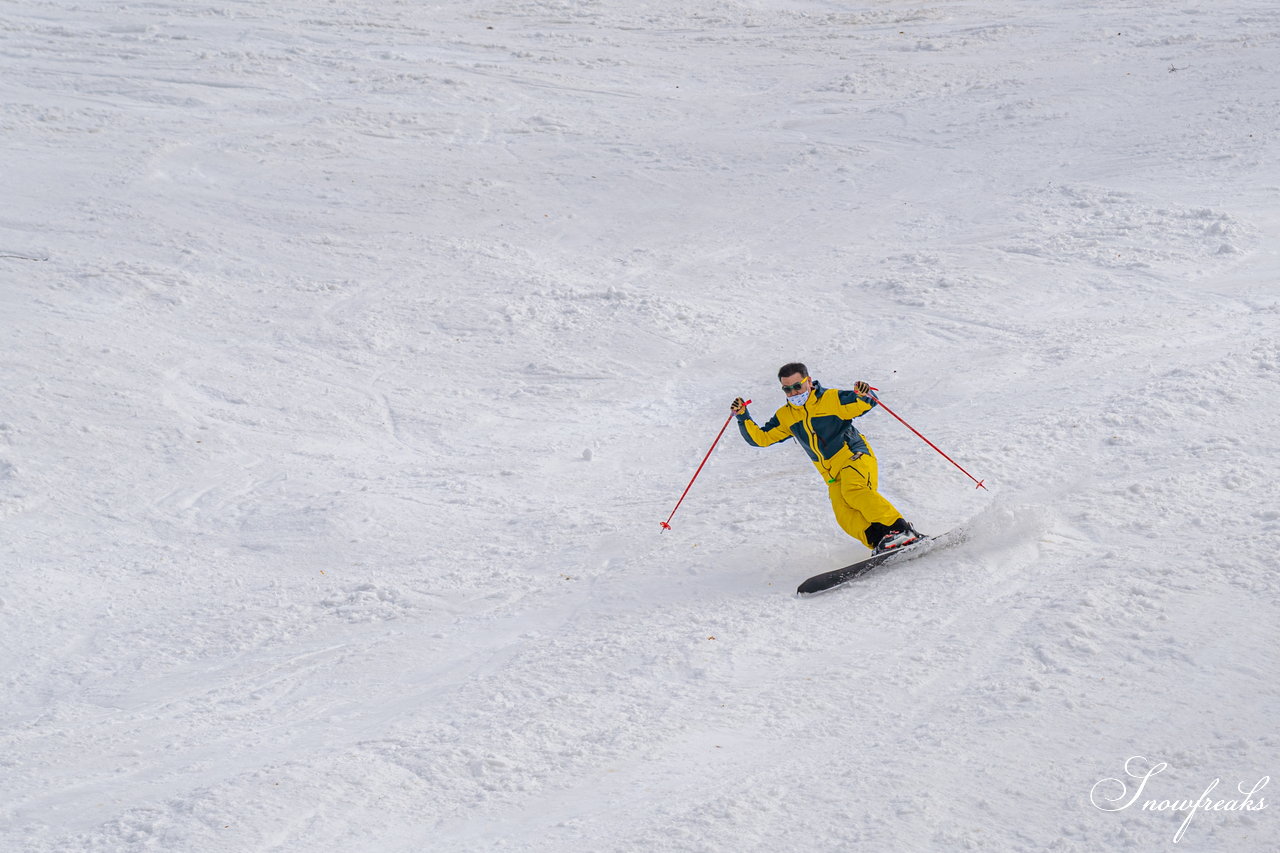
(3, 0), (1279, 850)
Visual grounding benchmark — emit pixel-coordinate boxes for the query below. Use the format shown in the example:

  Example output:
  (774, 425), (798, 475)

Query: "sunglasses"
(781, 379), (808, 394)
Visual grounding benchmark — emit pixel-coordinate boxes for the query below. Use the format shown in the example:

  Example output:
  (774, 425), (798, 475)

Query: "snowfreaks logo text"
(1090, 756), (1270, 843)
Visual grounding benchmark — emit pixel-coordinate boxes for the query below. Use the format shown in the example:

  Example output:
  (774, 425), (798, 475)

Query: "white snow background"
(2, 0), (1278, 851)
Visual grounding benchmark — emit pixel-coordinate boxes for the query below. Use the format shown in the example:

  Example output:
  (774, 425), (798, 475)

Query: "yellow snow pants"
(826, 452), (904, 549)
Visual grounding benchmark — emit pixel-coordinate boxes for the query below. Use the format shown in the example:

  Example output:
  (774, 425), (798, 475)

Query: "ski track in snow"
(2, 1), (1279, 851)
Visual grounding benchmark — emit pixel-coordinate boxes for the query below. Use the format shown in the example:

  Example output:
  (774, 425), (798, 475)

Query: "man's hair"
(777, 362), (809, 380)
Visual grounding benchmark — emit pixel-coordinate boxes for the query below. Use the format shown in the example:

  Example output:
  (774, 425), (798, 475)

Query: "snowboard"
(796, 527), (966, 595)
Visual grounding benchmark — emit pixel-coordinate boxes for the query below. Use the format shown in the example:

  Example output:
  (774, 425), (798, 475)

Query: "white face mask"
(786, 389), (811, 407)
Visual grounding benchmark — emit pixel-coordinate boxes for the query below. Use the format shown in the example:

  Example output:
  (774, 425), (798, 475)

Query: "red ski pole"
(869, 388), (987, 490)
(660, 400), (750, 531)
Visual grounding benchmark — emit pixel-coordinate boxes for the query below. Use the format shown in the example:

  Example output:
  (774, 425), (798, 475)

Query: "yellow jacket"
(736, 382), (879, 483)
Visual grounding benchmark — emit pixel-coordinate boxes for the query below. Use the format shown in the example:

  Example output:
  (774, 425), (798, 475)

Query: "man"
(731, 362), (921, 553)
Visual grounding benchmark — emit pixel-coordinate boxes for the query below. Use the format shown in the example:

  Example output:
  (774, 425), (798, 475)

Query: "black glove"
(853, 381), (871, 396)
(730, 397), (748, 415)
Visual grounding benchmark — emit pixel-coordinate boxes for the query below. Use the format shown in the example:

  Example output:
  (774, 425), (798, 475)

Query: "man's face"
(780, 373), (810, 399)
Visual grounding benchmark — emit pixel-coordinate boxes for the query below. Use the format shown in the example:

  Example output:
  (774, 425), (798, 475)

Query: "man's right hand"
(730, 397), (748, 416)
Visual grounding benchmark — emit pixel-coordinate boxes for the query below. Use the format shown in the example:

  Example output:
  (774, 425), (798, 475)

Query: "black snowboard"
(796, 528), (965, 595)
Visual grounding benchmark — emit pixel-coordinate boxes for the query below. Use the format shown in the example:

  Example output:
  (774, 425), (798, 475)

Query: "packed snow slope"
(3, 1), (1279, 851)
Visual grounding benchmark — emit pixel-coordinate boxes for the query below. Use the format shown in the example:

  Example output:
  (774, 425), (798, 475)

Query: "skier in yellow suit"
(732, 362), (921, 553)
